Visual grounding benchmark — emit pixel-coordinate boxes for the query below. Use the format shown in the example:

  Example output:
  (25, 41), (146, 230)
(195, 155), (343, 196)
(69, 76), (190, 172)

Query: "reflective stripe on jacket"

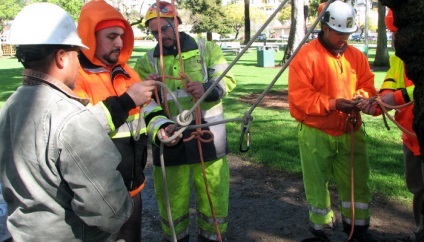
(380, 55), (419, 155)
(134, 33), (236, 165)
(75, 0), (173, 191)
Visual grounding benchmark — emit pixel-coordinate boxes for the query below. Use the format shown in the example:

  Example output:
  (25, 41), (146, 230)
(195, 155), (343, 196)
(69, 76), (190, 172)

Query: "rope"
(347, 112), (357, 241)
(371, 96), (416, 137)
(152, 0), (224, 239)
(151, 1), (333, 240)
(153, 1), (179, 240)
(185, 0), (291, 118)
(343, 95), (415, 241)
(156, 0), (329, 150)
(245, 0), (332, 116)
(132, 106), (148, 141)
(159, 143), (178, 242)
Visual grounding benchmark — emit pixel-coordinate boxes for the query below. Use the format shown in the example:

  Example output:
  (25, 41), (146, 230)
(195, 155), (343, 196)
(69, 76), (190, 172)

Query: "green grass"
(0, 56), (23, 108)
(216, 48), (409, 203)
(0, 46), (410, 203)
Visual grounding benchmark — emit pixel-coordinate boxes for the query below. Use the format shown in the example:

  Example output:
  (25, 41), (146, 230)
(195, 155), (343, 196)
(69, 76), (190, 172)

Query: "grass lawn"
(0, 45), (410, 203)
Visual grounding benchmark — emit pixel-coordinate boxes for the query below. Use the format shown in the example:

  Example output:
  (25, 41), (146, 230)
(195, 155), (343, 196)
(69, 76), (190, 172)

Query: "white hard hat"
(7, 2), (88, 49)
(322, 0), (357, 34)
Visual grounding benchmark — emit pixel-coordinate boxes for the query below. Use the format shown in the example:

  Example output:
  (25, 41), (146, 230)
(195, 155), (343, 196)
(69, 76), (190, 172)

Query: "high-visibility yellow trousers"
(153, 157), (229, 241)
(298, 124), (371, 230)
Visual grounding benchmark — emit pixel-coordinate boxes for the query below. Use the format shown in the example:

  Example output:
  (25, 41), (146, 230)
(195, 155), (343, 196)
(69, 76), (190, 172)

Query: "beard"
(103, 49), (120, 65)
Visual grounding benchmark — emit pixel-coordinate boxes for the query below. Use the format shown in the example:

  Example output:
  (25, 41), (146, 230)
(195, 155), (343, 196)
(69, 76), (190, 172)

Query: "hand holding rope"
(150, 0), (314, 239)
(355, 95), (416, 137)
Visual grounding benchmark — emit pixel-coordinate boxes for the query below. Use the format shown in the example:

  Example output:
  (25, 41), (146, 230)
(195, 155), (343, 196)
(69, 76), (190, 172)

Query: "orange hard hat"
(385, 9), (397, 32)
(145, 1), (181, 27)
(318, 2), (326, 15)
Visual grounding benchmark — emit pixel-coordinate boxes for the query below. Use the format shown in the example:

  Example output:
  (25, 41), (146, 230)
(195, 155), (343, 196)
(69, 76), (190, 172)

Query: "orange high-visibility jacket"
(380, 55), (419, 155)
(288, 38), (376, 136)
(74, 0), (172, 195)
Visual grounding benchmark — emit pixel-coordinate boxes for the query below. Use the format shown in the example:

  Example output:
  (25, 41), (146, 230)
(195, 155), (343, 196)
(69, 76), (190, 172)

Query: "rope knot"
(176, 110), (193, 126)
(184, 130), (214, 143)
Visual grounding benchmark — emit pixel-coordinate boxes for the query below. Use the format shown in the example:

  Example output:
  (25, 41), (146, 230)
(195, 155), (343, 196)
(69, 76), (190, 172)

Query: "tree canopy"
(223, 4), (244, 39)
(33, 0), (83, 20)
(179, 0), (231, 40)
(0, 0), (24, 33)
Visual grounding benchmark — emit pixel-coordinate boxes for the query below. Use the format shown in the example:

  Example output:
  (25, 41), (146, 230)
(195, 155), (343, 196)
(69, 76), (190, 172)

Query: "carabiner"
(239, 126), (250, 152)
(239, 112), (253, 152)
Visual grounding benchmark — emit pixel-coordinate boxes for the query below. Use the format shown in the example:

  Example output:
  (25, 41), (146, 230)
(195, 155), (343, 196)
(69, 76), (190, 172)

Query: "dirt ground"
(141, 91), (415, 242)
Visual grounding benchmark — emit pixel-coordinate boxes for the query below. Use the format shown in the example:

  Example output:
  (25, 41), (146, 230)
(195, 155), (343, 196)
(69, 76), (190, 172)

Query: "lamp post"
(364, 0), (369, 47)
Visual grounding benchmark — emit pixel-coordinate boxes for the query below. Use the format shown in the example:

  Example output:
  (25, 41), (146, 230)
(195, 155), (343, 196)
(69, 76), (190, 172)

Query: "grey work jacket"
(0, 70), (133, 241)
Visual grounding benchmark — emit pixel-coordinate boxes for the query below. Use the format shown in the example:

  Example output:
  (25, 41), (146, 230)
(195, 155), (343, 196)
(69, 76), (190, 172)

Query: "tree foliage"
(180, 0), (231, 40)
(277, 3), (291, 24)
(107, 0), (146, 26)
(0, 0), (24, 33)
(224, 4), (244, 39)
(28, 0), (83, 20)
(307, 0), (321, 18)
(249, 7), (267, 34)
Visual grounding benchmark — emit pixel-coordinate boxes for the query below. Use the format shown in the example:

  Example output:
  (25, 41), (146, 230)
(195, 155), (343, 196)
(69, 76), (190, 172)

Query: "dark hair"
(16, 45), (75, 68)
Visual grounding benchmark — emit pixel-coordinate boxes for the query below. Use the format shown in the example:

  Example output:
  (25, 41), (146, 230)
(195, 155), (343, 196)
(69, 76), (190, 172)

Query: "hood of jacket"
(77, 0), (134, 68)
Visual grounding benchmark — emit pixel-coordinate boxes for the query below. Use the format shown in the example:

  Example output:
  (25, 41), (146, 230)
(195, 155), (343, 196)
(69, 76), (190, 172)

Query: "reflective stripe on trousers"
(298, 124), (371, 228)
(153, 157), (230, 240)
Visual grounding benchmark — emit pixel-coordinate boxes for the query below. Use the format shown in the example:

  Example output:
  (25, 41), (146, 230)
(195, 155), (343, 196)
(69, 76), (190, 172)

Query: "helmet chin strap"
(165, 19), (178, 47)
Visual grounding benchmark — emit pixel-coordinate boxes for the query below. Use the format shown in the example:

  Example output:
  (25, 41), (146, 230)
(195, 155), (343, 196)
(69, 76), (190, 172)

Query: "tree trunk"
(373, 2), (389, 67)
(244, 0), (251, 45)
(379, 0), (424, 157)
(281, 0), (305, 65)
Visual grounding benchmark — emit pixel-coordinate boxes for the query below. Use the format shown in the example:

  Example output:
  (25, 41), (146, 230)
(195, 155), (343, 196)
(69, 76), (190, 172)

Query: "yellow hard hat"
(145, 1), (181, 27)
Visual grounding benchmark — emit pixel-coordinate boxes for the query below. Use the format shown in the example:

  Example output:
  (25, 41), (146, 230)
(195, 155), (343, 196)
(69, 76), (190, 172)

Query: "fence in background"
(1, 44), (16, 56)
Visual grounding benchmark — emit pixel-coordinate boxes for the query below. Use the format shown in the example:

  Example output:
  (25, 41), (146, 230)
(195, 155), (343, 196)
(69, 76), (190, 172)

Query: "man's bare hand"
(159, 124), (182, 146)
(145, 73), (161, 81)
(126, 80), (156, 106)
(356, 99), (378, 115)
(336, 98), (357, 113)
(185, 82), (205, 99)
(379, 93), (397, 107)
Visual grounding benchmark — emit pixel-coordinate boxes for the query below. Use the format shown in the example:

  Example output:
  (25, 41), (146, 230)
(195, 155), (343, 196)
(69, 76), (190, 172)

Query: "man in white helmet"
(0, 3), (133, 241)
(288, 1), (377, 241)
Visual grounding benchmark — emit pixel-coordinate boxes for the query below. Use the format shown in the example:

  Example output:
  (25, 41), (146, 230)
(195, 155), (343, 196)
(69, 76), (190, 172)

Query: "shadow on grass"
(0, 67), (23, 104)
